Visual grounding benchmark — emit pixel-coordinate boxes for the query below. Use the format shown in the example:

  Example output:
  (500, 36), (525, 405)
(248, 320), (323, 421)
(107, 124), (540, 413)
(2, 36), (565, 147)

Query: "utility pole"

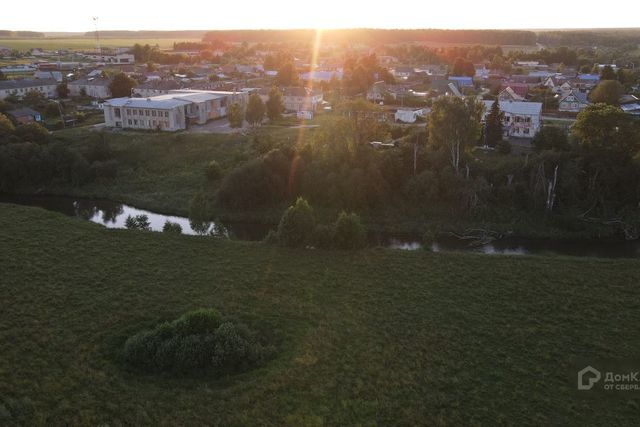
(92, 17), (101, 56)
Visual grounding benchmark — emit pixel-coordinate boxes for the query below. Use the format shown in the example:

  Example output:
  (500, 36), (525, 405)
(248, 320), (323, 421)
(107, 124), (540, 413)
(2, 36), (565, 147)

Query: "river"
(2, 194), (640, 258)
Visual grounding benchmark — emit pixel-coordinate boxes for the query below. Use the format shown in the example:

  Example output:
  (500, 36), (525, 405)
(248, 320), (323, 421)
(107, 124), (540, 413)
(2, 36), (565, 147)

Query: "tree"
(162, 221), (182, 234)
(265, 86), (284, 122)
(572, 104), (639, 154)
(125, 214), (151, 231)
(205, 160), (223, 181)
(22, 90), (45, 106)
(275, 62), (299, 87)
(532, 126), (570, 151)
(56, 82), (69, 98)
(332, 212), (366, 249)
(0, 112), (15, 136)
(599, 65), (616, 81)
(428, 97), (483, 174)
(15, 122), (50, 144)
(276, 197), (315, 247)
(227, 103), (244, 128)
(452, 57), (475, 77)
(108, 73), (135, 98)
(245, 93), (265, 126)
(589, 80), (624, 105)
(484, 99), (504, 147)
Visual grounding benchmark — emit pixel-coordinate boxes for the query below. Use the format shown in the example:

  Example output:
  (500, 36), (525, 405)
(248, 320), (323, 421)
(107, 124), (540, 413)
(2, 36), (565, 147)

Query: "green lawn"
(0, 38), (199, 50)
(0, 204), (639, 425)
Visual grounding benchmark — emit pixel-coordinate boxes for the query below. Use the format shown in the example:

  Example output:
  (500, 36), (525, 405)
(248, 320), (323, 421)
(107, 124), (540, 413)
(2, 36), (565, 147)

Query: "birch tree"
(428, 97), (483, 175)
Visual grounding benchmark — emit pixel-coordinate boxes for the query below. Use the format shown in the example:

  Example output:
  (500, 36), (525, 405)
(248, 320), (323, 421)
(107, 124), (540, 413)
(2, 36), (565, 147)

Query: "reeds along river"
(2, 194), (640, 258)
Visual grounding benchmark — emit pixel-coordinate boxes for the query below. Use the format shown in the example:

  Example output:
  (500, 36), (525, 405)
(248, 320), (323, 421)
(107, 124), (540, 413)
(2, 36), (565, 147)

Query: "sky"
(1, 0), (639, 32)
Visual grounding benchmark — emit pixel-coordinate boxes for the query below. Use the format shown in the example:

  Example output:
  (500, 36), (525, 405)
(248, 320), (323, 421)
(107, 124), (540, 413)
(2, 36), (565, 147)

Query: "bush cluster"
(270, 198), (367, 250)
(123, 309), (270, 374)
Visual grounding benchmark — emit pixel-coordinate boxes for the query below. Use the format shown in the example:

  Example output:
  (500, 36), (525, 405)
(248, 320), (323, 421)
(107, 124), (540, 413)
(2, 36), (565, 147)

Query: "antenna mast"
(92, 17), (101, 56)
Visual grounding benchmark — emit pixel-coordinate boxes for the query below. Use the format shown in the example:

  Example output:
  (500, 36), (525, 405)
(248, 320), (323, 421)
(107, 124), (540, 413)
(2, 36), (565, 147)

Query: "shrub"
(189, 192), (208, 222)
(422, 230), (435, 251)
(163, 221), (182, 234)
(122, 309), (269, 374)
(263, 229), (279, 245)
(277, 197), (316, 247)
(313, 224), (335, 249)
(496, 139), (512, 154)
(91, 159), (118, 179)
(125, 214), (151, 231)
(332, 212), (366, 250)
(204, 160), (223, 181)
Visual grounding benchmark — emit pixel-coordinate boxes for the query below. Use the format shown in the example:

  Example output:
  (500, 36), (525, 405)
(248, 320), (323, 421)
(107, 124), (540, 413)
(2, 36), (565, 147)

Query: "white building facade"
(482, 100), (542, 138)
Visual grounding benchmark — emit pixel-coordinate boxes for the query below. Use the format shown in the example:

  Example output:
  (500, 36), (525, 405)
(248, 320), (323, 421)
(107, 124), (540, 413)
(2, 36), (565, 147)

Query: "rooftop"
(482, 100), (542, 116)
(0, 78), (57, 90)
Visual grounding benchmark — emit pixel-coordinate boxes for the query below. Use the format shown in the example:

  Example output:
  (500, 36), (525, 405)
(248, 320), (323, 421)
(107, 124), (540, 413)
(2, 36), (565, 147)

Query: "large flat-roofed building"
(103, 90), (249, 131)
(0, 78), (57, 100)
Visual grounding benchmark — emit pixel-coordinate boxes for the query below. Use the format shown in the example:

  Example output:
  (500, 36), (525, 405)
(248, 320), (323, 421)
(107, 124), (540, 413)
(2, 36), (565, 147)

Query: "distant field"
(0, 37), (200, 50)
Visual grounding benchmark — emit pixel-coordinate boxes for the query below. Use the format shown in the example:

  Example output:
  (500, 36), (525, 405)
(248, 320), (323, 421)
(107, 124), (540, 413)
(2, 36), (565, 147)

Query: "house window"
(126, 109), (131, 115)
(152, 110), (157, 117)
(164, 111), (169, 118)
(145, 110), (149, 116)
(524, 128), (530, 134)
(128, 119), (132, 125)
(114, 108), (121, 118)
(139, 109), (143, 115)
(133, 110), (137, 115)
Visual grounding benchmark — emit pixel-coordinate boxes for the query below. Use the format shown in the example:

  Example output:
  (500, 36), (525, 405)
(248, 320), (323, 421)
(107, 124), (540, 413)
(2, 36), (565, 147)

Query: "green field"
(0, 37), (199, 50)
(1, 204), (639, 425)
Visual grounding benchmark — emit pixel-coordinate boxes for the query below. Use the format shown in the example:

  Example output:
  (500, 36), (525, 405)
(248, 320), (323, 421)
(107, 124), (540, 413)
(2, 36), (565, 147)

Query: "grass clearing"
(0, 204), (639, 424)
(0, 37), (199, 50)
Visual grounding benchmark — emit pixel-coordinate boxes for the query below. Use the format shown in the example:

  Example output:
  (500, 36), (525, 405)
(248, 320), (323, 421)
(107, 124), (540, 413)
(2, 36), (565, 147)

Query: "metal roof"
(482, 100), (542, 115)
(105, 96), (191, 109)
(0, 78), (57, 90)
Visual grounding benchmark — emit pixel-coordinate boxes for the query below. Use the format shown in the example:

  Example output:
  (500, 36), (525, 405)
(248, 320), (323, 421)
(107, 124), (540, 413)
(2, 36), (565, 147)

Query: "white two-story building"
(103, 89), (249, 131)
(482, 100), (542, 138)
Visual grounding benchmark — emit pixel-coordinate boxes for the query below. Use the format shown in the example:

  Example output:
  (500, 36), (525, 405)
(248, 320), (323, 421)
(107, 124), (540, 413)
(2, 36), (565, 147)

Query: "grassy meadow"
(0, 204), (639, 425)
(0, 38), (199, 50)
(51, 126), (303, 218)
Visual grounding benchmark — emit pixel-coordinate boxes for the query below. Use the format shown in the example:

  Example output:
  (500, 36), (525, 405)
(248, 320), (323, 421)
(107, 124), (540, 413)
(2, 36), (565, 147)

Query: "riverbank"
(1, 204), (639, 425)
(41, 126), (629, 242)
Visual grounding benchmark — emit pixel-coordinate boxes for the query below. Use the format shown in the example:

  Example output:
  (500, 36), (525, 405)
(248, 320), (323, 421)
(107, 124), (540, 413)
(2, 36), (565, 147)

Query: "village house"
(395, 108), (429, 123)
(500, 82), (529, 98)
(498, 86), (525, 102)
(299, 70), (343, 82)
(392, 66), (415, 80)
(574, 74), (600, 90)
(7, 107), (42, 124)
(103, 89), (249, 131)
(544, 76), (573, 95)
(367, 81), (394, 102)
(133, 80), (186, 98)
(482, 100), (542, 138)
(0, 78), (57, 100)
(68, 76), (112, 99)
(558, 90), (590, 113)
(282, 87), (323, 112)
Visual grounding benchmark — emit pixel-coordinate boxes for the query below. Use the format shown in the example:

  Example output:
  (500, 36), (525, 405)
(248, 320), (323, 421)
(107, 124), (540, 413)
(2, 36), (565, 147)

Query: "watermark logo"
(577, 366), (601, 390)
(573, 360), (640, 395)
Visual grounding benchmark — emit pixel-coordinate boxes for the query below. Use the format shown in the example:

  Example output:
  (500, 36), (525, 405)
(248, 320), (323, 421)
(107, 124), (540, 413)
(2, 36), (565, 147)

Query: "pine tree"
(485, 99), (504, 147)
